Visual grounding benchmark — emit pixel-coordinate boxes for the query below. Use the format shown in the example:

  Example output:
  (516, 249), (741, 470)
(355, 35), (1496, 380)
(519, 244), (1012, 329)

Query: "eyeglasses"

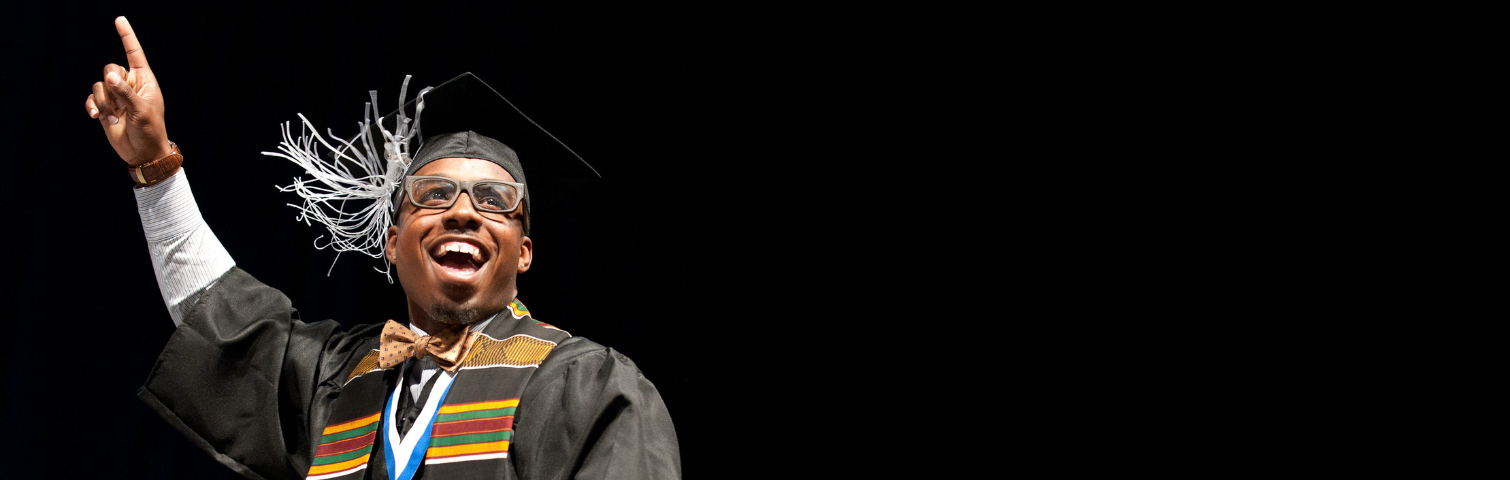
(403, 176), (526, 213)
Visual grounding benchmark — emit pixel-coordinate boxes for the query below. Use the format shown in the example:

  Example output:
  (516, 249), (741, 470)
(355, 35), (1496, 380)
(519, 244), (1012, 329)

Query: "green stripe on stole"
(312, 447), (373, 466)
(319, 422), (380, 443)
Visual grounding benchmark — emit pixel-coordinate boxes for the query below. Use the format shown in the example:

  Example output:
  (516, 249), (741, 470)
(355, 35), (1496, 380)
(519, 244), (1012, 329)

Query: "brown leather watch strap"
(130, 142), (182, 188)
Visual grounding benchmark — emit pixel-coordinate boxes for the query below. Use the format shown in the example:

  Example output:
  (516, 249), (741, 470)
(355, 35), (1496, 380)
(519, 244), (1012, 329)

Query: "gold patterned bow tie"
(378, 320), (478, 373)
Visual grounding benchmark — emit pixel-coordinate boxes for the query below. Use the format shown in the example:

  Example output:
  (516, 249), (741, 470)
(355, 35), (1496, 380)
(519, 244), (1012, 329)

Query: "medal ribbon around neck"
(383, 369), (458, 480)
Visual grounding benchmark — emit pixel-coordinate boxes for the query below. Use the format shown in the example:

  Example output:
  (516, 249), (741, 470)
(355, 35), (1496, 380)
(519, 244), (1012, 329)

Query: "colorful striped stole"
(425, 399), (518, 464)
(307, 412), (381, 479)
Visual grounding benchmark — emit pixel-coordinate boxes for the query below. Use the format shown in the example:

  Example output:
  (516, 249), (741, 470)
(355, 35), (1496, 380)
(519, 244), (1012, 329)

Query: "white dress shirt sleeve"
(133, 168), (237, 326)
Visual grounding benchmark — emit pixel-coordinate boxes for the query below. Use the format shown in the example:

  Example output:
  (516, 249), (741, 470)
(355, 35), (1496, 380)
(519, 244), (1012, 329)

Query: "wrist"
(130, 142), (182, 188)
(127, 141), (175, 167)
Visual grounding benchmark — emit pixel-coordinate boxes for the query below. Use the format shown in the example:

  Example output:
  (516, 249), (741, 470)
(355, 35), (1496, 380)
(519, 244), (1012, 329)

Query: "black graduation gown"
(136, 267), (680, 480)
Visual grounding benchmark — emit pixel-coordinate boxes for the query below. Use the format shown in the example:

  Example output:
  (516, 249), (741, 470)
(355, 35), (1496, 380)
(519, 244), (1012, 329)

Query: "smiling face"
(386, 157), (531, 332)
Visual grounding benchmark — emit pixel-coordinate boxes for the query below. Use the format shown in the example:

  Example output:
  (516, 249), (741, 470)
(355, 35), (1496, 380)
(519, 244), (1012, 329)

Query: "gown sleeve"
(136, 267), (382, 480)
(511, 337), (682, 480)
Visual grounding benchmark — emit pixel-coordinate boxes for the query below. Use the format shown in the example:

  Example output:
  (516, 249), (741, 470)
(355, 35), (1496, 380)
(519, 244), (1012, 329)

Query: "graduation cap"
(265, 72), (600, 278)
(378, 72), (602, 235)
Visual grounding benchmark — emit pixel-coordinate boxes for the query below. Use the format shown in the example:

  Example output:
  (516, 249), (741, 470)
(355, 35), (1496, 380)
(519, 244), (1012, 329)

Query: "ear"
(517, 235), (533, 273)
(385, 225), (400, 263)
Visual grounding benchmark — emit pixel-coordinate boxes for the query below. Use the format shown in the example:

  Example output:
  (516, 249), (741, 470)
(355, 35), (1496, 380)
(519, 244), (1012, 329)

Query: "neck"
(406, 303), (504, 334)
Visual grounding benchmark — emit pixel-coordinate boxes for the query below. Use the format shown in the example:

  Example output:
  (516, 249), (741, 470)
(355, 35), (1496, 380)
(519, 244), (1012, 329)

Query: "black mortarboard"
(379, 73), (601, 234)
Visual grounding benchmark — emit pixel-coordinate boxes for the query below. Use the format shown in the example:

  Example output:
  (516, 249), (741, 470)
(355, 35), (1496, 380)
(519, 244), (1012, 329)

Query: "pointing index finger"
(115, 16), (149, 70)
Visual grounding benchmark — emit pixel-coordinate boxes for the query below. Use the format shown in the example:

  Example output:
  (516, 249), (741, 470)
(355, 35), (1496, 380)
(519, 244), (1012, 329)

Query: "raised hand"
(85, 16), (172, 167)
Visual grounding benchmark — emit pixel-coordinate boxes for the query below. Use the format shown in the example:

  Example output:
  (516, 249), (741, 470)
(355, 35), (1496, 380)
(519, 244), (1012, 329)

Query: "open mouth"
(431, 240), (488, 275)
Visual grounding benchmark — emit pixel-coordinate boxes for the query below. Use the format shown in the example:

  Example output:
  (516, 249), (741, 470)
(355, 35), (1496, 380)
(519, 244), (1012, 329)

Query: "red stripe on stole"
(315, 431), (377, 457)
(431, 416), (513, 437)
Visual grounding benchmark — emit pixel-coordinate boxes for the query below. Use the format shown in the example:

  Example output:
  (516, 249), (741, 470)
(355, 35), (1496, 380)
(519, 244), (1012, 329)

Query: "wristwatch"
(130, 142), (182, 188)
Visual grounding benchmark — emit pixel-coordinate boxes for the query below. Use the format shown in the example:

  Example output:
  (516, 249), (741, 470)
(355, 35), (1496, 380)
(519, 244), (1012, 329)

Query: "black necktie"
(396, 361), (443, 436)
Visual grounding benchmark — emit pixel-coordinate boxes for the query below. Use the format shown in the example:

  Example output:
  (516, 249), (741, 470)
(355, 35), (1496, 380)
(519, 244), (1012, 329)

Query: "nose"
(441, 191), (482, 230)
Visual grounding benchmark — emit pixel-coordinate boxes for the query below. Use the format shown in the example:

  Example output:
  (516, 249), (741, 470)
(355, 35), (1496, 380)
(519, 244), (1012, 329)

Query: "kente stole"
(305, 300), (570, 480)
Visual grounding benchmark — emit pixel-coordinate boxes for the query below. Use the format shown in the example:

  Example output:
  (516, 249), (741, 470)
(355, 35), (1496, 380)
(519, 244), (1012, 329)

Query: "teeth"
(436, 241), (484, 263)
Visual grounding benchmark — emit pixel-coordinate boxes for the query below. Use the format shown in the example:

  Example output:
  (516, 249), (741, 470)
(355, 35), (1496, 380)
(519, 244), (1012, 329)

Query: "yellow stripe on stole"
(321, 413), (382, 435)
(307, 454), (371, 475)
(428, 441), (510, 457)
(438, 399), (520, 414)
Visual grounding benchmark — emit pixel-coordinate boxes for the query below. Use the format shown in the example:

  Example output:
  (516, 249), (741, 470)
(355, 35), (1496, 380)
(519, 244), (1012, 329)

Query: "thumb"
(105, 71), (139, 111)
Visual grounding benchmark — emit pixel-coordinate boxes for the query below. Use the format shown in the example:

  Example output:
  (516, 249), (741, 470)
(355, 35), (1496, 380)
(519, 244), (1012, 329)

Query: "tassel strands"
(261, 75), (432, 282)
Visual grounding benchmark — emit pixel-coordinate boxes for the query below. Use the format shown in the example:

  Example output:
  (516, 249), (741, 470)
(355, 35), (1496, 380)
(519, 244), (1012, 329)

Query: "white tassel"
(261, 75), (432, 282)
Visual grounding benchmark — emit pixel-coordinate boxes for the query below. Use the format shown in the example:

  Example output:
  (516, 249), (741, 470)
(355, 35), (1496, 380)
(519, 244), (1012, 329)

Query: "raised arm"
(87, 17), (233, 324)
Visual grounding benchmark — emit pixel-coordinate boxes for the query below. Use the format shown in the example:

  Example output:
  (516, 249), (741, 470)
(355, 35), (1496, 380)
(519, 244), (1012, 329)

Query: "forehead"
(413, 157), (516, 182)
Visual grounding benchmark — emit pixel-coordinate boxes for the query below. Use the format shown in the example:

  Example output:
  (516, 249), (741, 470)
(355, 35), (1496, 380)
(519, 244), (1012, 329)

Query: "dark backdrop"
(0, 2), (789, 478)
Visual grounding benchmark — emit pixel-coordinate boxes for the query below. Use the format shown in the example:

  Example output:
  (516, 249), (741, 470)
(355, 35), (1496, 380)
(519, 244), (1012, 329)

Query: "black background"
(0, 1), (808, 478)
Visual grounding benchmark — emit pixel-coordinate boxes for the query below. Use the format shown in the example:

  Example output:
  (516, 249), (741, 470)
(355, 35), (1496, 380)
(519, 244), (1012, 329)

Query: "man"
(85, 17), (680, 480)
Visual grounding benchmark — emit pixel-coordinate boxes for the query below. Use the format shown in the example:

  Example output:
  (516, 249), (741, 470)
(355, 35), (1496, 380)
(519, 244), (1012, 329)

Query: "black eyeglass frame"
(402, 175), (527, 213)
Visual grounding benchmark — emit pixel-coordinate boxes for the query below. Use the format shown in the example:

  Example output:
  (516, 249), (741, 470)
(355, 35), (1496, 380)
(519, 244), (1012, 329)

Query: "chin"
(424, 303), (483, 326)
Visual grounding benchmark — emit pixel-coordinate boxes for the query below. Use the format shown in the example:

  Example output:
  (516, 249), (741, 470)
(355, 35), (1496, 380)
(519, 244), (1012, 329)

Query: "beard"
(425, 302), (482, 327)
